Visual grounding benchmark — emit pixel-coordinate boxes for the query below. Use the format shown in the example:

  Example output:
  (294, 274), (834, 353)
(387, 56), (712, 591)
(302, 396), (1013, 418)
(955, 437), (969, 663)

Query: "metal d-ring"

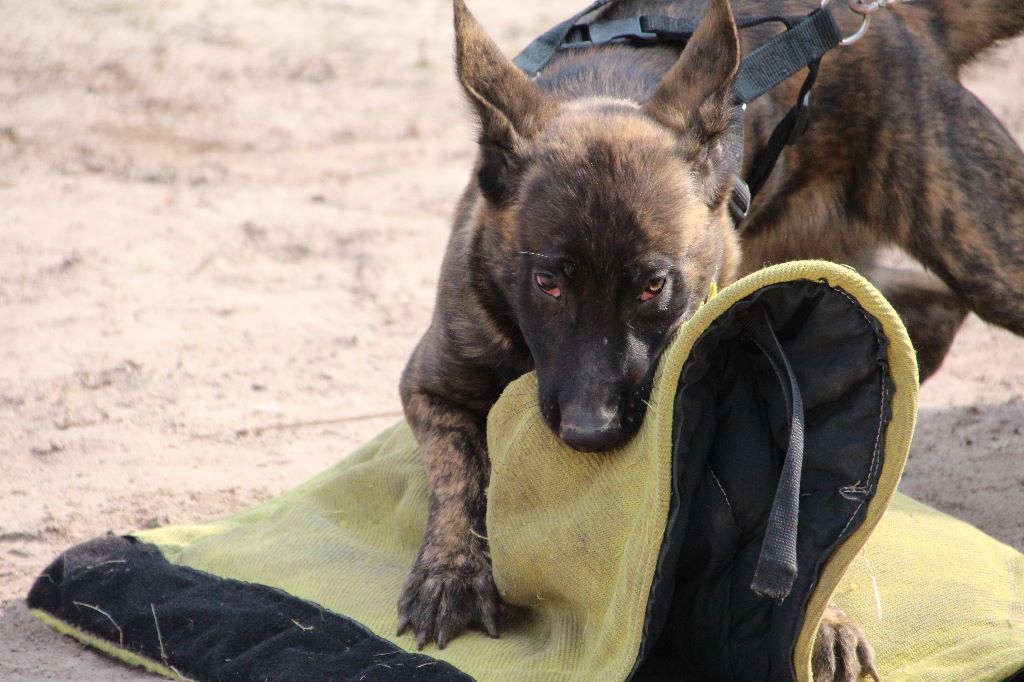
(820, 0), (872, 45)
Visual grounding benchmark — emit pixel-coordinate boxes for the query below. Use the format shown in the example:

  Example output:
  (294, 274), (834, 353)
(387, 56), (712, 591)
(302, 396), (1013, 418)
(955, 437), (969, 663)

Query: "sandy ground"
(1, 1), (1021, 679)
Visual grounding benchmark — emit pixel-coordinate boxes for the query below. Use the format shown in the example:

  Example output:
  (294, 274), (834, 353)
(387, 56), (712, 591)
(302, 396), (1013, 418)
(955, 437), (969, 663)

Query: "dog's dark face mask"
(453, 0), (742, 451)
(512, 108), (729, 452)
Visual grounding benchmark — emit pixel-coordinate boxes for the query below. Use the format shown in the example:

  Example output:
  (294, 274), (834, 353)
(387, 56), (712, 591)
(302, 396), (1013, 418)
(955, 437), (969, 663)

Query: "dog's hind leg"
(897, 79), (1024, 346)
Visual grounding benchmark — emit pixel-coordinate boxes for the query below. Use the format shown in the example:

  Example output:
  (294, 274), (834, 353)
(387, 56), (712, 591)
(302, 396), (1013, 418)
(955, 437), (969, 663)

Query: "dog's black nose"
(559, 405), (621, 452)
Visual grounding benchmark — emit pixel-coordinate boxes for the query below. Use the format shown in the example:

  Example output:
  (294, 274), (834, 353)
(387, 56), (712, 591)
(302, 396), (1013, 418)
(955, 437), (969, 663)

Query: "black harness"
(513, 1), (845, 227)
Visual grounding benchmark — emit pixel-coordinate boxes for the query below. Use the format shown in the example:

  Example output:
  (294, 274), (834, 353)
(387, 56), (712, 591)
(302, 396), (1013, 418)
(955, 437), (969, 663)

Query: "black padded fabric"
(634, 280), (894, 681)
(27, 535), (472, 682)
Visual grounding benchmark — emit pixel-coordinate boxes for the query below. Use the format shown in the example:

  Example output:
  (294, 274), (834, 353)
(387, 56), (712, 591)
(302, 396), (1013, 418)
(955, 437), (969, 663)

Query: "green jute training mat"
(28, 261), (1024, 681)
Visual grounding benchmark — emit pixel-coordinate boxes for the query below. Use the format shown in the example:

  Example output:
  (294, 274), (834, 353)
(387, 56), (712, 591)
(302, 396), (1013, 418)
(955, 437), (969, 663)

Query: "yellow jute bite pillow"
(26, 261), (1024, 681)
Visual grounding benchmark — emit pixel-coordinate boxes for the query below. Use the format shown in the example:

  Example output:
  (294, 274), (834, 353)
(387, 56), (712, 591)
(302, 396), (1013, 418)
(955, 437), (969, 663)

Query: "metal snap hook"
(849, 0), (899, 14)
(820, 0), (872, 45)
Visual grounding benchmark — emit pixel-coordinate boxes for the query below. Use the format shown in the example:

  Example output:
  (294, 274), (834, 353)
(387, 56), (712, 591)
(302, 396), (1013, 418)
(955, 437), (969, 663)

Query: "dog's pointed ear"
(643, 0), (740, 205)
(454, 0), (553, 204)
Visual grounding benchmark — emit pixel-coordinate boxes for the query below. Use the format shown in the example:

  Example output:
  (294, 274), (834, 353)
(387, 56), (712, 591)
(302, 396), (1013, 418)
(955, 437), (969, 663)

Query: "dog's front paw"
(812, 605), (880, 682)
(396, 542), (499, 649)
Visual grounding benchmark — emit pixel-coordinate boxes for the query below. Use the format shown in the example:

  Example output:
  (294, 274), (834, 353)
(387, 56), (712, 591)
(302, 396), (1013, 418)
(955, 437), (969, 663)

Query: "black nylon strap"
(734, 8), (841, 104)
(723, 106), (751, 222)
(561, 13), (806, 51)
(743, 306), (805, 602)
(729, 176), (752, 222)
(564, 16), (660, 47)
(516, 3), (829, 88)
(513, 0), (618, 76)
(745, 60), (820, 202)
(640, 14), (699, 37)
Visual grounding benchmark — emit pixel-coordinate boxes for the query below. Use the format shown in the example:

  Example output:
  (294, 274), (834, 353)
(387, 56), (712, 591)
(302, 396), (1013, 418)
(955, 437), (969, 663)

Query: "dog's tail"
(926, 0), (1024, 66)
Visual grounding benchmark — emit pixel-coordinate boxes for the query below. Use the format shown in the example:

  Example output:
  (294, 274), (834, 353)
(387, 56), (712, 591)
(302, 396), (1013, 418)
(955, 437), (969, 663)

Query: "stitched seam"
(837, 500), (865, 539)
(828, 284), (887, 545)
(832, 285), (886, 489)
(708, 465), (735, 517)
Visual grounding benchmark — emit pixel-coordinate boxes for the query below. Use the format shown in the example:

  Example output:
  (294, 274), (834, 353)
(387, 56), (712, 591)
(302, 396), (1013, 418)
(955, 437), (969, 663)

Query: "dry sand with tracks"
(1, 2), (1022, 678)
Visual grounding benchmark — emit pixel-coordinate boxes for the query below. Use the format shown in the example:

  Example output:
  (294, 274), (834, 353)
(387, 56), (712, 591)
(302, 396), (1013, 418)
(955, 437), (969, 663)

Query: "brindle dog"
(397, 0), (1024, 678)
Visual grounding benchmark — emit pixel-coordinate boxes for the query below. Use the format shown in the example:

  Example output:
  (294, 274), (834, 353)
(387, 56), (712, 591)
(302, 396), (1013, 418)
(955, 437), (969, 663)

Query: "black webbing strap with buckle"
(743, 305), (805, 603)
(513, 0), (619, 77)
(561, 15), (698, 47)
(512, 3), (844, 225)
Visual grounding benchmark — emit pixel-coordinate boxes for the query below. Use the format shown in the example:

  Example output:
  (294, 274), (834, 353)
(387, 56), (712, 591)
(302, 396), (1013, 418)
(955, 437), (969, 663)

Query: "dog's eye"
(638, 276), (666, 303)
(536, 272), (561, 299)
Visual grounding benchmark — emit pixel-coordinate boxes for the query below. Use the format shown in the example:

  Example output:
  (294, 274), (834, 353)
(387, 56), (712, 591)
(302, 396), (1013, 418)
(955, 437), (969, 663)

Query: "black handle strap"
(742, 306), (805, 602)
